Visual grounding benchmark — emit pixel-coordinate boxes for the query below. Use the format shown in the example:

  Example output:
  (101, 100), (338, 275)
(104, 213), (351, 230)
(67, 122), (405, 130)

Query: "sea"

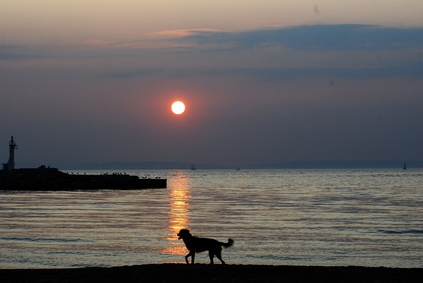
(0, 169), (422, 269)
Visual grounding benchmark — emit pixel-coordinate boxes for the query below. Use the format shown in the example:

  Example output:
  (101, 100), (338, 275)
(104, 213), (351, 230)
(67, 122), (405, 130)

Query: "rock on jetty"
(0, 166), (166, 191)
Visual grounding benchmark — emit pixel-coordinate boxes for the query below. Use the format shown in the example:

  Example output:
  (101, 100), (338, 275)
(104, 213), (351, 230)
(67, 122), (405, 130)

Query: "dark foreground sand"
(1, 264), (422, 283)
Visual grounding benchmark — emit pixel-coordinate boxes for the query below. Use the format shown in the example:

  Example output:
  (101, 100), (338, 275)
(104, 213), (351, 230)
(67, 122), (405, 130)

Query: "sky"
(1, 1), (423, 168)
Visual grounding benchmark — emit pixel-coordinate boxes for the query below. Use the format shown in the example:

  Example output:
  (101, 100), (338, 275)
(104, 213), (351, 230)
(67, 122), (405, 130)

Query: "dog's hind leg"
(208, 251), (215, 264)
(191, 252), (196, 264)
(215, 253), (226, 264)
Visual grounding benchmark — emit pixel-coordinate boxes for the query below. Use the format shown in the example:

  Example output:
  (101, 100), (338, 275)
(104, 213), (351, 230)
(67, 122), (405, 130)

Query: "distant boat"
(191, 165), (196, 170)
(403, 162), (407, 170)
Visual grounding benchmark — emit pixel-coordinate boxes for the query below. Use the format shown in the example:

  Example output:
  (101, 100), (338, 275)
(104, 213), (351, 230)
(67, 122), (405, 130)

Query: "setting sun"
(171, 101), (185, 115)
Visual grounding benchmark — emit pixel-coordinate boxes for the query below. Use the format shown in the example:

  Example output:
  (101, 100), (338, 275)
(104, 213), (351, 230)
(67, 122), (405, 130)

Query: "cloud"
(9, 25), (423, 62)
(105, 24), (423, 80)
(5, 24), (423, 87)
(83, 39), (118, 46)
(81, 39), (151, 49)
(0, 52), (28, 61)
(175, 24), (423, 51)
(155, 28), (221, 37)
(108, 64), (423, 81)
(0, 45), (34, 60)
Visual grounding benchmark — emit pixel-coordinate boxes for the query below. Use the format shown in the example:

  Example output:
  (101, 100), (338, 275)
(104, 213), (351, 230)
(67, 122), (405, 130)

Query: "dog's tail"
(220, 238), (234, 248)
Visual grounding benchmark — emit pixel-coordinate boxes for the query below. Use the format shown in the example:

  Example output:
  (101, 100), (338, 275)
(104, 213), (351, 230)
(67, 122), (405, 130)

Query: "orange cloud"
(155, 28), (221, 38)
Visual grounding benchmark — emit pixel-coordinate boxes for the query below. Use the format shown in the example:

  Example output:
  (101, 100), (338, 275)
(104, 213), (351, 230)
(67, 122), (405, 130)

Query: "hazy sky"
(1, 1), (423, 167)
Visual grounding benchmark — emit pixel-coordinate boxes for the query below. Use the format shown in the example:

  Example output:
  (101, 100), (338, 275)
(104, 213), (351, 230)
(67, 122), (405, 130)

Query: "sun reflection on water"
(162, 171), (191, 255)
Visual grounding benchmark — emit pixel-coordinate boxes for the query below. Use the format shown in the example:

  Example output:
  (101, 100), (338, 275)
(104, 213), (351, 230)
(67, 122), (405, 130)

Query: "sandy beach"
(1, 264), (422, 283)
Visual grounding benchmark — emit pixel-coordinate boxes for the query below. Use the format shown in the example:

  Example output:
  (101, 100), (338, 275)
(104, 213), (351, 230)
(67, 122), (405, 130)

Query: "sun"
(171, 101), (185, 115)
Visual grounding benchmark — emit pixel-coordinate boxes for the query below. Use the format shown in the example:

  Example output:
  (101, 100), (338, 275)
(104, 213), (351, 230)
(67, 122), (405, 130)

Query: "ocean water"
(0, 169), (422, 269)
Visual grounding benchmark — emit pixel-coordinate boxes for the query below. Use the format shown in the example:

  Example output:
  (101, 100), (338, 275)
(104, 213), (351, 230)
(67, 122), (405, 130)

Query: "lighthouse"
(2, 136), (18, 171)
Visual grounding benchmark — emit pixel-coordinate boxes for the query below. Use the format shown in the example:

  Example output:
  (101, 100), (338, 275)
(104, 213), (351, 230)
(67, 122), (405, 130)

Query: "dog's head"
(177, 229), (192, 240)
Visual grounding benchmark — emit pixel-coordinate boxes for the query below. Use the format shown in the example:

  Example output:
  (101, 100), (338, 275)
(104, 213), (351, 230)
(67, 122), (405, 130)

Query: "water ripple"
(1, 169), (422, 268)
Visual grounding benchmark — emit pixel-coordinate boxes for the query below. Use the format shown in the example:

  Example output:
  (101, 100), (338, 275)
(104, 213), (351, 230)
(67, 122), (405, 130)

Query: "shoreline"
(1, 264), (422, 283)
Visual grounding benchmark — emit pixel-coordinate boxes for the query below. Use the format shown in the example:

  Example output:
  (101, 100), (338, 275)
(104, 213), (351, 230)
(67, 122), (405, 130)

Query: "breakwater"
(0, 166), (166, 190)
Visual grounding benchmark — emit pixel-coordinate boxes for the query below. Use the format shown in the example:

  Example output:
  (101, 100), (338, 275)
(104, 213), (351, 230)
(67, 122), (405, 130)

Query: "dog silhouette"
(177, 229), (234, 264)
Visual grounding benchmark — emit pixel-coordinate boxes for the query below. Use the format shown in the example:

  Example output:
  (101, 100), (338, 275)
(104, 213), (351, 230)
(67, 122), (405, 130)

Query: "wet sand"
(1, 264), (422, 283)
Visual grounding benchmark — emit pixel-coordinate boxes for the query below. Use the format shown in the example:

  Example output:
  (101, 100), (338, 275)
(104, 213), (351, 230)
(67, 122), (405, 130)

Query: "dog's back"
(187, 236), (222, 253)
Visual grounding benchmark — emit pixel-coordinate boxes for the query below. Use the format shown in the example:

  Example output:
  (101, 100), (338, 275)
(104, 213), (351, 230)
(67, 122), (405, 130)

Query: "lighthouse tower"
(2, 136), (18, 171)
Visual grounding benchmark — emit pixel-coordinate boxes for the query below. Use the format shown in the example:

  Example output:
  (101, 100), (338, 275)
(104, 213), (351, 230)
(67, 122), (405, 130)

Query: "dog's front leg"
(185, 252), (195, 264)
(185, 253), (190, 264)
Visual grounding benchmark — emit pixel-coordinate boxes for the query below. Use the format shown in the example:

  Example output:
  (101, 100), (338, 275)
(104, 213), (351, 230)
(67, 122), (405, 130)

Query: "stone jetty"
(1, 136), (166, 190)
(0, 166), (166, 190)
